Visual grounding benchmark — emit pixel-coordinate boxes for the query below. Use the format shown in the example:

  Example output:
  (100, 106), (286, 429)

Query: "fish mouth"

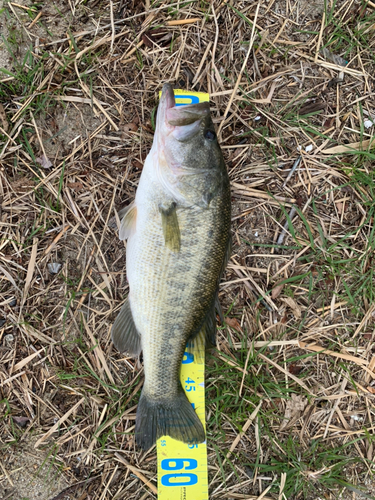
(158, 83), (210, 141)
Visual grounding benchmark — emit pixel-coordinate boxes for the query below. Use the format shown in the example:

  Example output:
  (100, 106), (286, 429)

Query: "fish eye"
(204, 129), (216, 141)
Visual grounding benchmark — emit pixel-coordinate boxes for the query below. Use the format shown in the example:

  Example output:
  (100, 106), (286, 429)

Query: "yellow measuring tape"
(156, 89), (209, 500)
(158, 88), (209, 107)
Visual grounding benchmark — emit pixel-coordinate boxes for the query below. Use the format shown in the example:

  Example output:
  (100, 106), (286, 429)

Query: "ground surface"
(1, 0), (375, 499)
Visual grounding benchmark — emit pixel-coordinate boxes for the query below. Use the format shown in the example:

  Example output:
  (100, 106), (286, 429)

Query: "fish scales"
(129, 184), (230, 398)
(112, 84), (231, 449)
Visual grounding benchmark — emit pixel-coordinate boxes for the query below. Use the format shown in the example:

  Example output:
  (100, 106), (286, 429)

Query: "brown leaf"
(36, 154), (53, 169)
(311, 267), (319, 277)
(323, 117), (335, 129)
(141, 32), (154, 48)
(335, 201), (344, 214)
(295, 194), (304, 209)
(13, 416), (30, 427)
(322, 137), (375, 155)
(142, 120), (154, 133)
(225, 317), (243, 332)
(288, 363), (303, 375)
(327, 77), (344, 88)
(298, 100), (326, 116)
(121, 122), (138, 139)
(271, 282), (284, 299)
(12, 177), (35, 193)
(281, 297), (302, 319)
(142, 28), (172, 48)
(367, 386), (375, 394)
(279, 393), (307, 431)
(52, 73), (63, 84)
(67, 182), (84, 191)
(132, 158), (143, 169)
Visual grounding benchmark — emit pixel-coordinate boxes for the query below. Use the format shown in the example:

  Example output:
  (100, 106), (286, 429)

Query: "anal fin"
(111, 297), (141, 356)
(186, 292), (221, 361)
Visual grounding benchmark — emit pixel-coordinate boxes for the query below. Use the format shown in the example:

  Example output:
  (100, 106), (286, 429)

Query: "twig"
(276, 206), (297, 246)
(258, 353), (314, 394)
(217, 3), (260, 137)
(323, 375), (348, 439)
(166, 18), (201, 26)
(210, 402), (263, 485)
(34, 397), (85, 448)
(114, 453), (158, 494)
(192, 41), (212, 86)
(28, 10), (42, 28)
(49, 477), (98, 500)
(283, 156), (301, 188)
(314, 10), (325, 63)
(298, 341), (369, 366)
(109, 0), (115, 53)
(278, 473), (287, 500)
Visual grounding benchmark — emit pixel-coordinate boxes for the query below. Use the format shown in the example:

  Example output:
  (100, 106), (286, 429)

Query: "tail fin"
(135, 388), (205, 450)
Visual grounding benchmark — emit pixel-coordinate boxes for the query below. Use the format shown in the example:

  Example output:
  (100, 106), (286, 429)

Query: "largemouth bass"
(112, 84), (231, 450)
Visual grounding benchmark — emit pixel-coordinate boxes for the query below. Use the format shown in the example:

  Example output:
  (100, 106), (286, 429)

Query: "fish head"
(155, 84), (225, 206)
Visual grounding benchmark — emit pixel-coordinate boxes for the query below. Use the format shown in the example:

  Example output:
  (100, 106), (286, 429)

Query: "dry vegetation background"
(1, 0), (375, 499)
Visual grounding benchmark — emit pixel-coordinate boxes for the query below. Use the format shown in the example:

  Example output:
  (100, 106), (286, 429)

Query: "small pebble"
(245, 466), (254, 478)
(4, 334), (14, 343)
(48, 263), (62, 274)
(13, 416), (30, 428)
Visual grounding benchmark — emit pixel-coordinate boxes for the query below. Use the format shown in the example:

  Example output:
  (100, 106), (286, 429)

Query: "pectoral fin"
(159, 202), (181, 252)
(119, 203), (137, 241)
(111, 297), (141, 356)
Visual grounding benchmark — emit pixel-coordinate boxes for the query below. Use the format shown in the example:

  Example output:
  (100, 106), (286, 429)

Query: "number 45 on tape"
(157, 89), (209, 500)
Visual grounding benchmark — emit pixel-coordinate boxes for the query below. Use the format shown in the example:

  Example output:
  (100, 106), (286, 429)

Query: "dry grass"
(1, 0), (375, 499)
